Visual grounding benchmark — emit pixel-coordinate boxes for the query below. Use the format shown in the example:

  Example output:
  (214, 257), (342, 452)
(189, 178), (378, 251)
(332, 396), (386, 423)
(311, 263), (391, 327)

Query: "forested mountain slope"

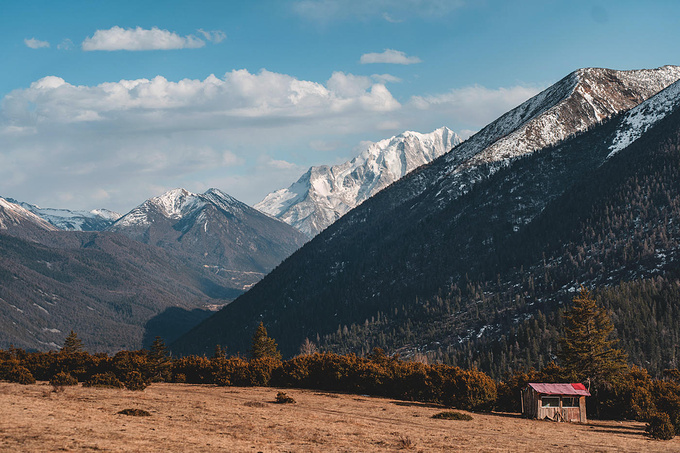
(173, 71), (680, 376)
(0, 231), (231, 352)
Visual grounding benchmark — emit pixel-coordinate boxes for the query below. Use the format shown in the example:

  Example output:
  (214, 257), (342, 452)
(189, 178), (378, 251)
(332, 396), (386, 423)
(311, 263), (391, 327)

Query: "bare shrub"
(50, 372), (78, 389)
(397, 435), (415, 450)
(274, 391), (296, 404)
(7, 366), (35, 385)
(124, 371), (149, 391)
(118, 408), (151, 417)
(83, 372), (124, 389)
(432, 410), (473, 421)
(646, 412), (675, 440)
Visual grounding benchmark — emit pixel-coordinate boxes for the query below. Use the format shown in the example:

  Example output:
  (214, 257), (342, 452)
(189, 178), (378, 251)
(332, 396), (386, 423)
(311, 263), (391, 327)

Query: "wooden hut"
(521, 383), (590, 423)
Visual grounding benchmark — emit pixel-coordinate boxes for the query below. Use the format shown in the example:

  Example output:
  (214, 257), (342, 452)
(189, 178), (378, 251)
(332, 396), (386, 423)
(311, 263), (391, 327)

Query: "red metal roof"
(527, 383), (591, 396)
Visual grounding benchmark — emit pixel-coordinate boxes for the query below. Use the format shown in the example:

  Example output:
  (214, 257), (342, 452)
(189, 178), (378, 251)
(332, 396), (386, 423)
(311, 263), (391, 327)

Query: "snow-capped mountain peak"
(150, 188), (205, 219)
(255, 126), (462, 237)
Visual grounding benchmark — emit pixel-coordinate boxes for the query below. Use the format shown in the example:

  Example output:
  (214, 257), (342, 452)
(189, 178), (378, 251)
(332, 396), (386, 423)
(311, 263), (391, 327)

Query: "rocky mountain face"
(4, 198), (121, 231)
(255, 127), (462, 237)
(171, 66), (680, 372)
(108, 188), (307, 291)
(0, 197), (59, 241)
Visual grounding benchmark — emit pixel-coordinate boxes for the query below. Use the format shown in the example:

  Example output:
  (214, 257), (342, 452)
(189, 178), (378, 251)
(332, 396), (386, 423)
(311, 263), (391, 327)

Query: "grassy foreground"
(1, 382), (677, 452)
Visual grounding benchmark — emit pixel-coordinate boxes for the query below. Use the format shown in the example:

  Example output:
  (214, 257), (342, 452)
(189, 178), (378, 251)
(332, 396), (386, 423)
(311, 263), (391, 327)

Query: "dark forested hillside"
(0, 231), (233, 352)
(173, 95), (680, 378)
(321, 106), (680, 377)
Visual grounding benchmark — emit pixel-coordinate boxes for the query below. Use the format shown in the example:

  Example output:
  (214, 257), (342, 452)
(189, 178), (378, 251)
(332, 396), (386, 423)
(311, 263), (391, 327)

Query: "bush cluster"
(2, 342), (679, 430)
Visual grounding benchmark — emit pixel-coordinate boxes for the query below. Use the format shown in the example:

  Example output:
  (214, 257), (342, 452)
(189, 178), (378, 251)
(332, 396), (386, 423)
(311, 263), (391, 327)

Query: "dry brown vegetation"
(0, 382), (678, 452)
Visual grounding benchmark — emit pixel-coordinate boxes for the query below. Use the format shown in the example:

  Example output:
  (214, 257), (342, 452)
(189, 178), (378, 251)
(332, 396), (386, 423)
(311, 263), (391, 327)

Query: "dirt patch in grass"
(0, 382), (678, 452)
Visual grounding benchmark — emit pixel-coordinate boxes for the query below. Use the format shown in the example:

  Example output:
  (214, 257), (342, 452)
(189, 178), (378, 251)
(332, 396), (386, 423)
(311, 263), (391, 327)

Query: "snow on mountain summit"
(255, 127), (462, 237)
(0, 197), (59, 232)
(3, 198), (122, 231)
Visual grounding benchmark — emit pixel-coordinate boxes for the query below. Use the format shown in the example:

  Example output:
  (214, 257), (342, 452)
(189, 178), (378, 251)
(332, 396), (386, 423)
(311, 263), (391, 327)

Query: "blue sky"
(1, 0), (679, 212)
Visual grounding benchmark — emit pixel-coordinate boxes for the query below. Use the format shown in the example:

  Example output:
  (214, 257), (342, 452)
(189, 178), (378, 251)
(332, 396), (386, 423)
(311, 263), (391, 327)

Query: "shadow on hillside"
(142, 307), (215, 348)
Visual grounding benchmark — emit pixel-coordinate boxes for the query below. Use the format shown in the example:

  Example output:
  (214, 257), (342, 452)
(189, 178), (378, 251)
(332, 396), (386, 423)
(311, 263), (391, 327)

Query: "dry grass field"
(0, 382), (678, 452)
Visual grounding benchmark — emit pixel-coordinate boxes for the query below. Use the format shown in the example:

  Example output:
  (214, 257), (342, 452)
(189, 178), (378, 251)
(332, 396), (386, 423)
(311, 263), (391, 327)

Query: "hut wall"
(522, 389), (587, 423)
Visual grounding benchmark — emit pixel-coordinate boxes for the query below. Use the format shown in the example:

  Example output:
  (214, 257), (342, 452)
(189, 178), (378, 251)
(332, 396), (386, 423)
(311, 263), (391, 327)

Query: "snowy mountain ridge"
(0, 197), (59, 232)
(111, 188), (249, 229)
(4, 198), (121, 231)
(608, 77), (680, 157)
(381, 66), (680, 214)
(255, 126), (462, 237)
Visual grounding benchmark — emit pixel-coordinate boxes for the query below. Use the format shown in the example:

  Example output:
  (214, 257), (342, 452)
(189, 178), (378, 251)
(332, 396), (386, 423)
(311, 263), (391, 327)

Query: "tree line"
(2, 290), (680, 439)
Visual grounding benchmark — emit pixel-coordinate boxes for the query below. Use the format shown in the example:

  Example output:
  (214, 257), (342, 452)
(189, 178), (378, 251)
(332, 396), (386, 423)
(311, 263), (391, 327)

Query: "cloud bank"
(360, 49), (421, 65)
(82, 26), (206, 51)
(24, 38), (50, 49)
(0, 69), (539, 212)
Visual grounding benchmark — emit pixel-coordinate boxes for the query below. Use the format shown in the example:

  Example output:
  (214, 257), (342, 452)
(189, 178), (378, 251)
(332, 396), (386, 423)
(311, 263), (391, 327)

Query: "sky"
(1, 0), (679, 213)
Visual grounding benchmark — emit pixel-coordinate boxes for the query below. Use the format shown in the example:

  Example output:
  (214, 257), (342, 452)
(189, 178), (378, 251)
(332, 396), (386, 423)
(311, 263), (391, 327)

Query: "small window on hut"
(541, 397), (560, 407)
(562, 397), (578, 407)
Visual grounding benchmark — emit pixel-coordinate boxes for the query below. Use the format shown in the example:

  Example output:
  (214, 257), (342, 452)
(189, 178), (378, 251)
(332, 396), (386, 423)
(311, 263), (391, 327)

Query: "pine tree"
(298, 337), (318, 356)
(61, 330), (83, 354)
(148, 336), (170, 381)
(213, 344), (226, 359)
(249, 322), (281, 360)
(558, 286), (627, 384)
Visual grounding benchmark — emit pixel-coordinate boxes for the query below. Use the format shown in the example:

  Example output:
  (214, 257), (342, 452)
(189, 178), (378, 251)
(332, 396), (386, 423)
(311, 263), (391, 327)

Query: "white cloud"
(371, 74), (402, 84)
(0, 69), (402, 211)
(82, 26), (205, 51)
(198, 29), (226, 43)
(57, 39), (73, 50)
(292, 0), (464, 23)
(360, 49), (421, 65)
(407, 84), (542, 126)
(24, 38), (50, 49)
(0, 67), (541, 214)
(266, 158), (298, 170)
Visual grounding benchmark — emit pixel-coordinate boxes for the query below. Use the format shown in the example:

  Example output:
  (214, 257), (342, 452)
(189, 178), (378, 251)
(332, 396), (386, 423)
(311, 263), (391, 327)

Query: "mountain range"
(0, 188), (305, 351)
(171, 65), (680, 377)
(5, 198), (121, 231)
(255, 127), (462, 237)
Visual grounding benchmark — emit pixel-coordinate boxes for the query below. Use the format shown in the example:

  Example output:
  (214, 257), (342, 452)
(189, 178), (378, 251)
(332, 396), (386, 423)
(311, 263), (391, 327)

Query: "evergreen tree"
(558, 286), (627, 384)
(61, 330), (83, 354)
(250, 322), (281, 360)
(149, 336), (169, 363)
(298, 337), (318, 356)
(148, 336), (170, 381)
(213, 344), (226, 359)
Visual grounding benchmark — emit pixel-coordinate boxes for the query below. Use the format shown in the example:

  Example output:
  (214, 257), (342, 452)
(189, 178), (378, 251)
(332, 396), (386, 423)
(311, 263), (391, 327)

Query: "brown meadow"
(0, 382), (677, 452)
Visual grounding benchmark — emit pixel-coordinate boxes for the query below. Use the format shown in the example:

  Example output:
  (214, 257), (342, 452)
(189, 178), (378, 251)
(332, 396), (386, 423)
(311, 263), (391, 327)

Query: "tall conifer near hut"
(250, 322), (281, 360)
(558, 287), (627, 384)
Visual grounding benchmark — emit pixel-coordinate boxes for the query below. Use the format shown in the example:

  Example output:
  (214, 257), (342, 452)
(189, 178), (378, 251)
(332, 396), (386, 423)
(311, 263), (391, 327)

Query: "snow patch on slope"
(608, 78), (680, 157)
